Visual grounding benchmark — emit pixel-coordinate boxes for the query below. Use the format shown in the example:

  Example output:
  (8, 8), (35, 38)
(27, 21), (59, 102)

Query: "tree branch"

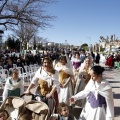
(0, 0), (8, 13)
(0, 0), (56, 29)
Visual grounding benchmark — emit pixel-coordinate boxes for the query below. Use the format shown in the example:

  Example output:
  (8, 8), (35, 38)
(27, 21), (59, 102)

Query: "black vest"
(58, 114), (74, 120)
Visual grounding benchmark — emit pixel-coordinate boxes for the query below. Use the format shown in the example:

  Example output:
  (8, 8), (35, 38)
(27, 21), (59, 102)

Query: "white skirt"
(79, 100), (106, 120)
(58, 79), (73, 105)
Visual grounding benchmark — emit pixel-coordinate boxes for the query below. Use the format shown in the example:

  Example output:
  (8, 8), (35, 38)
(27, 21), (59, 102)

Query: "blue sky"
(3, 0), (120, 46)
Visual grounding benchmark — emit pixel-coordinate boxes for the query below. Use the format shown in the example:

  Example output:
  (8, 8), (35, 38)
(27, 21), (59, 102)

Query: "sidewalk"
(103, 67), (120, 120)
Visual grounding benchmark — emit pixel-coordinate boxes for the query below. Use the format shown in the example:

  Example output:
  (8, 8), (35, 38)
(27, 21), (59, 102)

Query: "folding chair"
(0, 69), (9, 88)
(13, 64), (17, 68)
(0, 66), (3, 70)
(29, 65), (36, 81)
(23, 65), (30, 83)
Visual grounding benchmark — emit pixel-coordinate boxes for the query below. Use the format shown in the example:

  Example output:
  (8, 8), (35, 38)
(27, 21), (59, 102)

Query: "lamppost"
(86, 37), (91, 51)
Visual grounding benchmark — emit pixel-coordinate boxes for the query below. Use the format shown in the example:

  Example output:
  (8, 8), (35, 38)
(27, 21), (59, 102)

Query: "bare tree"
(13, 22), (38, 49)
(35, 36), (48, 43)
(0, 0), (55, 29)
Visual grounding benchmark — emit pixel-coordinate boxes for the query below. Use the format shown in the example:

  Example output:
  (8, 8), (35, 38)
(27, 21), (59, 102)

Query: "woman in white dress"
(25, 57), (59, 113)
(70, 65), (114, 120)
(72, 52), (81, 83)
(55, 55), (74, 105)
(74, 57), (91, 107)
(72, 52), (81, 70)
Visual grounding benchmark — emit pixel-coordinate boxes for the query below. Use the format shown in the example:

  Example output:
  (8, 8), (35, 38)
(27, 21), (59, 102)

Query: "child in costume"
(0, 109), (9, 120)
(50, 102), (76, 120)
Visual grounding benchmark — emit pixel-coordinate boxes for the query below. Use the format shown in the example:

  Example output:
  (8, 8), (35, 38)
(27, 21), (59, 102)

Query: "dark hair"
(75, 52), (80, 56)
(42, 56), (52, 64)
(57, 102), (68, 114)
(20, 114), (32, 120)
(40, 56), (54, 73)
(9, 68), (18, 76)
(59, 55), (67, 63)
(91, 65), (105, 75)
(0, 109), (9, 118)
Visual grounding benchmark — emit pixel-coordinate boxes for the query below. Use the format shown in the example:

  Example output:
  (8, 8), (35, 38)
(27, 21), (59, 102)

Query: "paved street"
(103, 67), (120, 120)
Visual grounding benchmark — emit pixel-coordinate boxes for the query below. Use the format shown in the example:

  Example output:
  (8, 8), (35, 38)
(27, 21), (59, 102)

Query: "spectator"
(4, 58), (13, 70)
(95, 52), (100, 64)
(16, 59), (25, 73)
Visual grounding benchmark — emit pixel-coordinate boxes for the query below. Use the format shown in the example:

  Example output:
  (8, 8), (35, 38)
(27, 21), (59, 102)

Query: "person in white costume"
(2, 68), (24, 101)
(74, 57), (91, 107)
(70, 65), (114, 120)
(25, 57), (59, 113)
(72, 52), (81, 81)
(86, 52), (94, 66)
(55, 55), (74, 105)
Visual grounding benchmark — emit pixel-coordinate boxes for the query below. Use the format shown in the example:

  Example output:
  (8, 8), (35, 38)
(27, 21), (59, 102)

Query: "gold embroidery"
(59, 70), (69, 84)
(39, 79), (52, 96)
(85, 69), (91, 84)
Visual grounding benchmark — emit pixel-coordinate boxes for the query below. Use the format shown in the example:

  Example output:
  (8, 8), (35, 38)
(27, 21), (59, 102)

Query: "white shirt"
(2, 77), (24, 101)
(31, 68), (60, 91)
(72, 79), (114, 120)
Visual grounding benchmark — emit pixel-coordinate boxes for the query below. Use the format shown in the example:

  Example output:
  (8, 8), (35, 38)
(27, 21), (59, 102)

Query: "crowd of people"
(105, 52), (120, 68)
(0, 49), (115, 120)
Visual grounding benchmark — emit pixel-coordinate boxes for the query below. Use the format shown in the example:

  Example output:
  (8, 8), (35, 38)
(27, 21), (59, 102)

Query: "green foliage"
(6, 37), (15, 49)
(15, 39), (20, 51)
(100, 48), (105, 52)
(81, 43), (89, 50)
(6, 36), (20, 51)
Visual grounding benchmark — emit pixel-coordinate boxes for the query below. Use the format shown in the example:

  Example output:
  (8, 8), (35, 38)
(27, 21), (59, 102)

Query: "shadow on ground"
(103, 77), (114, 80)
(69, 106), (82, 119)
(113, 94), (120, 99)
(112, 86), (120, 88)
(69, 105), (120, 118)
(114, 107), (120, 117)
(109, 81), (120, 83)
(104, 68), (115, 71)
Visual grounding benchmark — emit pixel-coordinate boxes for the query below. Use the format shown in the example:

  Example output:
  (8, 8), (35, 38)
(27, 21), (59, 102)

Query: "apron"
(59, 70), (69, 84)
(8, 78), (21, 97)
